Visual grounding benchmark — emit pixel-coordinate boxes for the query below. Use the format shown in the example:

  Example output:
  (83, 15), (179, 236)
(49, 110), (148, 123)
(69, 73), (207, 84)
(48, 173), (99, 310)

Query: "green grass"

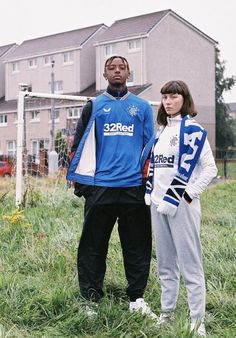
(0, 179), (235, 337)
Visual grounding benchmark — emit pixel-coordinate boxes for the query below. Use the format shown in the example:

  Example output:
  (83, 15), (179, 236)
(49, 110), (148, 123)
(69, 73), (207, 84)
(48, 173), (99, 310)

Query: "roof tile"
(97, 10), (169, 42)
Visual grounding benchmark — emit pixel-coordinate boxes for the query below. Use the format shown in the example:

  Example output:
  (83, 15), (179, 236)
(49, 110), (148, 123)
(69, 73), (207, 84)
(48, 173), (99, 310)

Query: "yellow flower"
(3, 209), (25, 225)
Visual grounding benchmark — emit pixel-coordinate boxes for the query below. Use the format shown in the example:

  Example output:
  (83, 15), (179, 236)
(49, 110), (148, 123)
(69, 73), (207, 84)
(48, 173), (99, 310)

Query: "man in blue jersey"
(67, 56), (156, 318)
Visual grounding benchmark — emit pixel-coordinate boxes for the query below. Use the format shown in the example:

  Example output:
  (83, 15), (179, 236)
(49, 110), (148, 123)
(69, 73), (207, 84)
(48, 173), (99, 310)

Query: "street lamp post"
(48, 60), (58, 177)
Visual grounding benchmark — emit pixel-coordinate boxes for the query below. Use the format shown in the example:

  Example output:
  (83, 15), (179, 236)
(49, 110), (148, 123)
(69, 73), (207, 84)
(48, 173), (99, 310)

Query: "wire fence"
(215, 149), (236, 179)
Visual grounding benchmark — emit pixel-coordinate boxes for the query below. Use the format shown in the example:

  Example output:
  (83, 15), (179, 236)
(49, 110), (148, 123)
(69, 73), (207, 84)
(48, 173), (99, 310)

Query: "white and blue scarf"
(145, 115), (207, 216)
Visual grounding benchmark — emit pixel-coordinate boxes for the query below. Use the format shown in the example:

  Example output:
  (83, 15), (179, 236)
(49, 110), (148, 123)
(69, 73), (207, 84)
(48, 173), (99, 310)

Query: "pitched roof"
(0, 43), (17, 58)
(97, 10), (169, 43)
(96, 9), (216, 44)
(4, 24), (107, 61)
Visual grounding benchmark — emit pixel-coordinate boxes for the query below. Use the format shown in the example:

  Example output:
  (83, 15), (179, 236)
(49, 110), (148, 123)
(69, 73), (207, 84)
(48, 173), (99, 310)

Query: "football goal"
(15, 89), (159, 207)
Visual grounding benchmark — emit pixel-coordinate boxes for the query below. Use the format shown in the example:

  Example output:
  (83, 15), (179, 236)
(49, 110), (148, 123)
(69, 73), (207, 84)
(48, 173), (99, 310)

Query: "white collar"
(167, 115), (182, 126)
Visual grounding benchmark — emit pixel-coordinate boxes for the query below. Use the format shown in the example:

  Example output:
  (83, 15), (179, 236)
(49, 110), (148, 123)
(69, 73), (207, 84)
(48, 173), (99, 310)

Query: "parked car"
(0, 161), (13, 177)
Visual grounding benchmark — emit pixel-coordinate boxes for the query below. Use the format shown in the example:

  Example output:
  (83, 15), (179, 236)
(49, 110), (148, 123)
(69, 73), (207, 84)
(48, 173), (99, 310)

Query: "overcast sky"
(1, 0), (235, 103)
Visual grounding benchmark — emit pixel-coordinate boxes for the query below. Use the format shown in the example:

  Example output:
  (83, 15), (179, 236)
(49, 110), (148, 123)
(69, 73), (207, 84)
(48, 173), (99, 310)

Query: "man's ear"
(103, 73), (107, 80)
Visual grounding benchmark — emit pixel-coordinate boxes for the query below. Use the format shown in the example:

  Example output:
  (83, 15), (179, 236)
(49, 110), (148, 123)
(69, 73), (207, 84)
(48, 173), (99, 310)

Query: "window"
(54, 81), (63, 93)
(48, 81), (63, 94)
(7, 140), (16, 157)
(28, 58), (37, 68)
(67, 107), (83, 119)
(30, 110), (40, 122)
(53, 109), (60, 120)
(0, 114), (7, 126)
(63, 52), (73, 64)
(12, 62), (19, 73)
(104, 44), (116, 57)
(32, 139), (49, 155)
(127, 71), (134, 86)
(32, 139), (49, 163)
(128, 39), (141, 52)
(49, 109), (60, 122)
(32, 140), (38, 157)
(44, 55), (53, 66)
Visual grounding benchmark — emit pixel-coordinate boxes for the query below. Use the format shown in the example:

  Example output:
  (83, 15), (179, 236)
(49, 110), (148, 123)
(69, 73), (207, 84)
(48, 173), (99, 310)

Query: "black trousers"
(77, 186), (152, 302)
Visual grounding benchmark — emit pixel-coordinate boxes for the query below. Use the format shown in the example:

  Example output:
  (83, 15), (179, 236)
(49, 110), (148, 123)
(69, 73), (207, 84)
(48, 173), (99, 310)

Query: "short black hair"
(104, 55), (130, 72)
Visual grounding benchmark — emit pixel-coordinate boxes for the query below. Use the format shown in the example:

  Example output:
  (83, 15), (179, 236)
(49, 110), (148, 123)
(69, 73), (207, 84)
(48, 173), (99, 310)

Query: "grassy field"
(0, 178), (235, 338)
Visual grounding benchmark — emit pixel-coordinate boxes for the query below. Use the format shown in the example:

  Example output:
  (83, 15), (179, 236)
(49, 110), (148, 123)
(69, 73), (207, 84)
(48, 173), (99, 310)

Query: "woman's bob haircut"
(157, 80), (197, 126)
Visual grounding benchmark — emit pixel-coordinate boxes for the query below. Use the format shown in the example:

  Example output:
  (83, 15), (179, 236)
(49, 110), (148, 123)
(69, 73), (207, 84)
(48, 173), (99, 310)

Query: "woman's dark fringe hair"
(157, 80), (197, 126)
(104, 55), (130, 72)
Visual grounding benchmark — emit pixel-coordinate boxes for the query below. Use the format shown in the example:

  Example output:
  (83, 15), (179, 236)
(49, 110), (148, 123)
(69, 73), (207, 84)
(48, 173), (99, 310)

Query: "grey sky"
(1, 0), (235, 102)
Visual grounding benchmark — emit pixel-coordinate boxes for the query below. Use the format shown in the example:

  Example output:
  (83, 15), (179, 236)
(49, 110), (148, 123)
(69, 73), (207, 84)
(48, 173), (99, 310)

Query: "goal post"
(15, 90), (92, 207)
(15, 91), (25, 206)
(15, 89), (159, 207)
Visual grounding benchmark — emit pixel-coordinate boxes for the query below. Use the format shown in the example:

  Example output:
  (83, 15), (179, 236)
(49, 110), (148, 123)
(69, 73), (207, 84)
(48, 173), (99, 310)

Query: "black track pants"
(77, 186), (152, 302)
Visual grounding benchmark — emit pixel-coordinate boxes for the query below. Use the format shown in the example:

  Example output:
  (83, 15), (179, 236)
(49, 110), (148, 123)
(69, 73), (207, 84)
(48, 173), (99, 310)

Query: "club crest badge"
(127, 105), (139, 117)
(170, 135), (178, 146)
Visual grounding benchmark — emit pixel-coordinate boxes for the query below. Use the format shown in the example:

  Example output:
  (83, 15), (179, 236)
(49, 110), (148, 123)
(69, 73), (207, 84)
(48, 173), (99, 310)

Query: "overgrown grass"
(0, 178), (235, 337)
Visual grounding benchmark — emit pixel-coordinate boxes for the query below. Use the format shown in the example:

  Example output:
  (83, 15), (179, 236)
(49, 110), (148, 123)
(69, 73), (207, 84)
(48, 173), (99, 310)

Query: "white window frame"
(104, 44), (116, 57)
(48, 81), (63, 94)
(44, 55), (53, 66)
(128, 39), (141, 52)
(12, 62), (19, 73)
(127, 70), (134, 86)
(67, 107), (83, 119)
(7, 140), (16, 157)
(49, 108), (60, 123)
(31, 139), (49, 163)
(0, 114), (7, 126)
(30, 110), (40, 122)
(63, 51), (73, 64)
(54, 81), (63, 93)
(28, 58), (38, 69)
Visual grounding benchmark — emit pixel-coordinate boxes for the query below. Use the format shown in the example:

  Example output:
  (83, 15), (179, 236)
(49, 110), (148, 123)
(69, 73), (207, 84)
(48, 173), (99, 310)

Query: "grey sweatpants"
(151, 198), (205, 321)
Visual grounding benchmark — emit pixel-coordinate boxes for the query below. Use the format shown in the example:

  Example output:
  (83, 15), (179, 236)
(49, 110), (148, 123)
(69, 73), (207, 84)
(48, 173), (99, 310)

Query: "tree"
(55, 130), (69, 167)
(215, 46), (236, 150)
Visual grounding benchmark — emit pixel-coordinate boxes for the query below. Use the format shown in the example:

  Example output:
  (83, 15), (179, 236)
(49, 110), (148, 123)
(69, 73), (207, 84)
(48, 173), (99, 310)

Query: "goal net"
(15, 91), (91, 207)
(15, 90), (159, 207)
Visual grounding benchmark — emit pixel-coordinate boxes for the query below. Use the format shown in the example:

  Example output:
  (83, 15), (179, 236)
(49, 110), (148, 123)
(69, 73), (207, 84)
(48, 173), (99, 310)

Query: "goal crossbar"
(15, 90), (159, 206)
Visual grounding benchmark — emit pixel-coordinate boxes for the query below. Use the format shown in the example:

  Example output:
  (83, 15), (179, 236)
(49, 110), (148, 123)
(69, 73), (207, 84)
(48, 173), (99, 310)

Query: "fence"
(215, 149), (236, 179)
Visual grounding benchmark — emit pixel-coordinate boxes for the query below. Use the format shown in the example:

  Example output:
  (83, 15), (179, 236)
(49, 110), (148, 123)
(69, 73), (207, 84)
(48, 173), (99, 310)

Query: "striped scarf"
(145, 115), (207, 216)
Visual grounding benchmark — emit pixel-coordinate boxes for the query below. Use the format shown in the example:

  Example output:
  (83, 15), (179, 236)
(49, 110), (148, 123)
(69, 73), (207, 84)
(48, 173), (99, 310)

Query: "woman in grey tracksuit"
(145, 80), (217, 336)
